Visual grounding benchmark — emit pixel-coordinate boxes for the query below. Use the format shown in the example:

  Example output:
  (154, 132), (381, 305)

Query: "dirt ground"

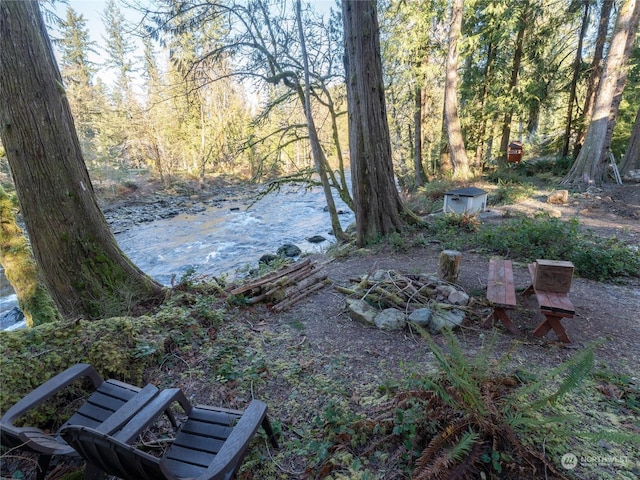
(263, 182), (640, 376)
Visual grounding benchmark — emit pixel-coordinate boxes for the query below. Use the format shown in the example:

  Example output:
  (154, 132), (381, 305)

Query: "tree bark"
(295, 0), (348, 242)
(0, 0), (164, 319)
(342, 0), (409, 247)
(438, 250), (461, 284)
(474, 41), (496, 170)
(562, 0), (640, 186)
(574, 0), (614, 158)
(498, 17), (526, 167)
(621, 108), (640, 174)
(562, 0), (590, 159)
(413, 84), (428, 187)
(444, 0), (471, 178)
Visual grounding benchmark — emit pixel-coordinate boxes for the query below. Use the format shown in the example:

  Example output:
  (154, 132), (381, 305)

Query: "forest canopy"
(10, 0), (635, 190)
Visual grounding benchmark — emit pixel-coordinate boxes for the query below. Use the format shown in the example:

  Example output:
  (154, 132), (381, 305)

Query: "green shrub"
(474, 216), (640, 282)
(570, 236), (640, 281)
(489, 180), (536, 206)
(485, 168), (523, 184)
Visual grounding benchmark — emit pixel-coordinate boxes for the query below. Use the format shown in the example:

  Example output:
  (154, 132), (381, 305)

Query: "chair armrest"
(1, 363), (103, 427)
(18, 428), (76, 456)
(181, 400), (267, 480)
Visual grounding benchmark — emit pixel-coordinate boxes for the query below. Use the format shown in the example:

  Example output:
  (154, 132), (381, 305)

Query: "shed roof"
(444, 187), (487, 197)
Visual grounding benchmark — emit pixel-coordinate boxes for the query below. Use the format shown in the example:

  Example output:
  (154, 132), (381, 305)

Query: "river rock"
(323, 206), (347, 214)
(436, 284), (457, 296)
(370, 269), (390, 282)
(623, 169), (640, 182)
(429, 308), (465, 333)
(277, 243), (301, 257)
(408, 308), (432, 327)
(448, 290), (469, 306)
(346, 298), (376, 326)
(307, 235), (327, 243)
(259, 254), (278, 265)
(374, 308), (406, 331)
(0, 306), (25, 330)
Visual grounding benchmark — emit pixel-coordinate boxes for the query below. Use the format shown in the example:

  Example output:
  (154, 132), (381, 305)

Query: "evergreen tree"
(57, 6), (99, 161)
(343, 0), (416, 247)
(0, 0), (164, 320)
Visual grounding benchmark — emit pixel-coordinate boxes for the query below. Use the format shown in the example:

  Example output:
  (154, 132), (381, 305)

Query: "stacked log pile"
(230, 259), (328, 312)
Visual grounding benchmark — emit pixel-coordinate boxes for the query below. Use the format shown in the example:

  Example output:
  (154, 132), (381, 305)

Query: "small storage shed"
(443, 187), (488, 215)
(507, 141), (524, 163)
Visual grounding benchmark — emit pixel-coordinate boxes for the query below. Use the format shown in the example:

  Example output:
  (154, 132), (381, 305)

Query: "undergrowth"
(428, 214), (640, 282)
(309, 331), (596, 479)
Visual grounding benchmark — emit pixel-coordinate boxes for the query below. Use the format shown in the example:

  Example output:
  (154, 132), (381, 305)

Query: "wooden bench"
(523, 263), (575, 343)
(482, 259), (519, 334)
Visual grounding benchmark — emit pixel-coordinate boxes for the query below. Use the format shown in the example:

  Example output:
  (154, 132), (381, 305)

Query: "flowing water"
(0, 184), (353, 330)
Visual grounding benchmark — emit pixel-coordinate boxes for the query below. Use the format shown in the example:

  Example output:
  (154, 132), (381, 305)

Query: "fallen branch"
(230, 259), (311, 295)
(273, 281), (327, 312)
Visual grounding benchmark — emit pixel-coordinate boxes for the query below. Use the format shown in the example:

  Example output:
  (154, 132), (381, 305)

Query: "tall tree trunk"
(574, 0), (614, 158)
(444, 0), (470, 179)
(413, 84), (428, 187)
(295, 0), (347, 242)
(499, 16), (526, 167)
(0, 0), (164, 319)
(474, 41), (496, 170)
(562, 0), (591, 158)
(621, 108), (640, 174)
(342, 0), (410, 247)
(562, 0), (640, 186)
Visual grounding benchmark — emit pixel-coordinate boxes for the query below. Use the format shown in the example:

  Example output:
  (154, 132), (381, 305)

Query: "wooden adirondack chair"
(60, 400), (279, 480)
(0, 363), (159, 480)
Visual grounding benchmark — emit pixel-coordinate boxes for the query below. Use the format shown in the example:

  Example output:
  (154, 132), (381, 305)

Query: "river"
(0, 183), (353, 330)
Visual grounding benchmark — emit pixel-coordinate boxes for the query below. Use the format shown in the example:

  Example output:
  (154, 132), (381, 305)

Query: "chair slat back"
(61, 380), (141, 432)
(161, 407), (240, 478)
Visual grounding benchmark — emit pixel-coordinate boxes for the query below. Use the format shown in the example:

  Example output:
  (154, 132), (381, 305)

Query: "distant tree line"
(45, 0), (640, 188)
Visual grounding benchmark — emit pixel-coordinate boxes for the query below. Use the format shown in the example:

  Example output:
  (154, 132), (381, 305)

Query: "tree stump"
(439, 250), (461, 283)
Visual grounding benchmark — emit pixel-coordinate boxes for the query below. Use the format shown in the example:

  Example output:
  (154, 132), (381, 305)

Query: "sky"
(50, 0), (338, 92)
(52, 0), (145, 88)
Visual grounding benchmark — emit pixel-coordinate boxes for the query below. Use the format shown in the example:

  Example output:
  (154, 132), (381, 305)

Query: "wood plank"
(230, 259), (312, 294)
(527, 263), (575, 315)
(486, 259), (516, 307)
(535, 291), (575, 315)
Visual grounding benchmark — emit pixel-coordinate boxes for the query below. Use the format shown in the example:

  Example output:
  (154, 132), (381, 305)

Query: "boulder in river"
(277, 243), (302, 257)
(307, 235), (326, 244)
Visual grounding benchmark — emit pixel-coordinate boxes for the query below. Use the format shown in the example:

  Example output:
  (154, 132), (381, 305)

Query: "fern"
(449, 431), (481, 462)
(511, 345), (595, 412)
(419, 328), (486, 415)
(581, 430), (640, 444)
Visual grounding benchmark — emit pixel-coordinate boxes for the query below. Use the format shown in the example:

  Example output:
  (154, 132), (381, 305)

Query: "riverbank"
(96, 175), (262, 234)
